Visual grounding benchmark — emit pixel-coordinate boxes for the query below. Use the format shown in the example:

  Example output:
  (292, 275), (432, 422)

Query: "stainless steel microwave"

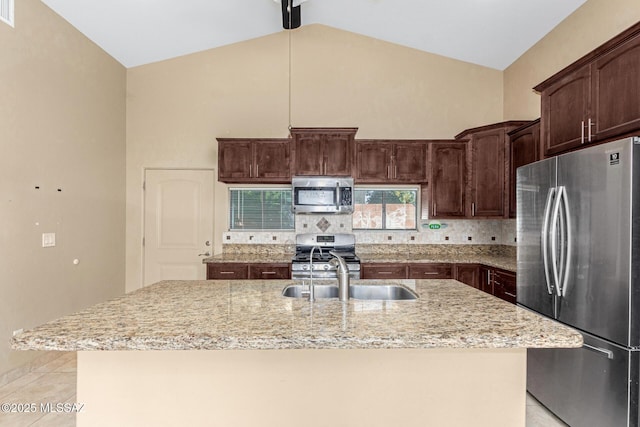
(291, 176), (354, 214)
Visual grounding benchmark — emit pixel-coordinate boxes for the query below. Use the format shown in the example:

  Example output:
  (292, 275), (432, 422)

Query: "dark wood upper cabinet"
(218, 138), (291, 183)
(535, 22), (640, 157)
(290, 128), (357, 176)
(355, 140), (428, 183)
(508, 119), (540, 218)
(456, 122), (529, 218)
(539, 65), (591, 156)
(394, 142), (428, 182)
(591, 34), (640, 141)
(428, 141), (467, 218)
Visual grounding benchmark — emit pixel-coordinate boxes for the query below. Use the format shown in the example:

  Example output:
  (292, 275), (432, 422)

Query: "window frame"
(352, 185), (420, 231)
(228, 186), (294, 231)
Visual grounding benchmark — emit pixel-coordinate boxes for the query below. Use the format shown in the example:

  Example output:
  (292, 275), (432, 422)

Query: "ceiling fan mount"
(275, 0), (307, 29)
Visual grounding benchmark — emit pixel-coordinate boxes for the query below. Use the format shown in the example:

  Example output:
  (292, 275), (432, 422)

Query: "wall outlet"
(42, 232), (56, 247)
(12, 328), (23, 336)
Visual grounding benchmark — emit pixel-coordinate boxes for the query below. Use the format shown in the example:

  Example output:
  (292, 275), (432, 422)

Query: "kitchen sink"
(282, 284), (339, 299)
(349, 284), (418, 300)
(282, 284), (418, 300)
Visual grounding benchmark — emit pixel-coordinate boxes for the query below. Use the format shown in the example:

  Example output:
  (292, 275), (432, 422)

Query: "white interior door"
(144, 169), (214, 286)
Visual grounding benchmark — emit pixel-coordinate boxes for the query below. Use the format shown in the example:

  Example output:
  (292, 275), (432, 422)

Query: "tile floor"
(0, 352), (567, 426)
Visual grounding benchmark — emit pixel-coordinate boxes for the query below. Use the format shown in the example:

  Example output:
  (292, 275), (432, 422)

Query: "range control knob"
(323, 265), (330, 270)
(302, 264), (309, 270)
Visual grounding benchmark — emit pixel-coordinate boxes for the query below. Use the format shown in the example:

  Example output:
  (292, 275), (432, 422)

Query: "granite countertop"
(203, 253), (516, 272)
(11, 279), (581, 352)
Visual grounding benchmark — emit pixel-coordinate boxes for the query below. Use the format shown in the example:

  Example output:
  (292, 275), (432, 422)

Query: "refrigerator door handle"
(541, 187), (556, 295)
(559, 187), (572, 297)
(583, 343), (614, 359)
(549, 186), (564, 296)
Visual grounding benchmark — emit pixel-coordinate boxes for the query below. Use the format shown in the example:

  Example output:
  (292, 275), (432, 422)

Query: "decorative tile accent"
(316, 217), (330, 232)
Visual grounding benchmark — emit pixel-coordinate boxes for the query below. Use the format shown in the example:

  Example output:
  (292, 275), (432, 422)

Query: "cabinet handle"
(256, 164), (259, 176)
(433, 203), (437, 217)
(394, 165), (397, 179)
(588, 118), (594, 142)
(377, 271), (394, 275)
(323, 161), (327, 175)
(219, 271), (236, 275)
(261, 271), (277, 275)
(423, 272), (439, 275)
(472, 203), (476, 217)
(249, 164), (253, 177)
(581, 120), (585, 144)
(505, 292), (516, 298)
(387, 165), (391, 179)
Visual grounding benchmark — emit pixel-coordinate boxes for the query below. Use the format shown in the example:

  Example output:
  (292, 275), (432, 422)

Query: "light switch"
(42, 232), (56, 247)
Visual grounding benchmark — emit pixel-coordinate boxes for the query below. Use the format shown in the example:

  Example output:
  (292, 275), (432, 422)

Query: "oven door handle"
(335, 182), (340, 210)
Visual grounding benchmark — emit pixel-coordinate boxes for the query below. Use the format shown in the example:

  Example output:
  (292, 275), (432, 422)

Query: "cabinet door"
(509, 121), (540, 218)
(494, 269), (516, 304)
(218, 140), (253, 181)
(207, 263), (249, 280)
(592, 34), (640, 141)
(355, 141), (392, 182)
(361, 263), (407, 279)
(454, 264), (479, 289)
(479, 266), (494, 295)
(429, 143), (467, 218)
(323, 133), (353, 176)
(541, 65), (591, 156)
(248, 263), (291, 280)
(471, 130), (506, 217)
(394, 142), (428, 182)
(254, 140), (291, 182)
(294, 134), (323, 175)
(408, 263), (452, 279)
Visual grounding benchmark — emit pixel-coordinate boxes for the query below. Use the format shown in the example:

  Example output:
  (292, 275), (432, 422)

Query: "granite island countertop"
(11, 279), (581, 351)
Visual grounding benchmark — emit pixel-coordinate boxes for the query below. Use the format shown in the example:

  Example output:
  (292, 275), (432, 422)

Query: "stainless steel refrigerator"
(517, 136), (640, 427)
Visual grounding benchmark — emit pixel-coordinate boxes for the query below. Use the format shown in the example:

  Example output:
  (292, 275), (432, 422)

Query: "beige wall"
(125, 25), (504, 291)
(504, 0), (640, 119)
(0, 0), (126, 375)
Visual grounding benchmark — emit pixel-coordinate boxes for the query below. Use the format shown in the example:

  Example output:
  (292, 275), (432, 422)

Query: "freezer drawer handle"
(583, 343), (614, 359)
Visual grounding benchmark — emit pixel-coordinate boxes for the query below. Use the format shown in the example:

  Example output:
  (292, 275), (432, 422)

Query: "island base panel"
(77, 348), (526, 427)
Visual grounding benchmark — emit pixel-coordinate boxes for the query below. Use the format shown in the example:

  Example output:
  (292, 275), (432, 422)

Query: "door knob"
(198, 251), (211, 257)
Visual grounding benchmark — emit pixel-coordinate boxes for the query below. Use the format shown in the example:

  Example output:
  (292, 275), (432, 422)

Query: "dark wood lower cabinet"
(454, 264), (480, 289)
(408, 263), (452, 279)
(207, 263), (291, 280)
(477, 265), (516, 304)
(207, 263), (249, 280)
(493, 269), (517, 304)
(361, 263), (408, 279)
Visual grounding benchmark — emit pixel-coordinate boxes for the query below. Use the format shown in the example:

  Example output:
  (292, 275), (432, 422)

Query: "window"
(353, 188), (418, 230)
(229, 189), (294, 230)
(0, 0), (13, 27)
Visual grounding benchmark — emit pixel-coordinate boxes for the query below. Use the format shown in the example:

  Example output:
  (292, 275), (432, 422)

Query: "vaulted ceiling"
(40, 0), (587, 69)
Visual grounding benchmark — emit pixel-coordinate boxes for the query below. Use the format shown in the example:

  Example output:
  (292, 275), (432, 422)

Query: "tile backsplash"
(223, 216), (517, 247)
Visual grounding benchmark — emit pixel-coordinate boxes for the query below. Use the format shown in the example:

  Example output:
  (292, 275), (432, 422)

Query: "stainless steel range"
(291, 233), (361, 280)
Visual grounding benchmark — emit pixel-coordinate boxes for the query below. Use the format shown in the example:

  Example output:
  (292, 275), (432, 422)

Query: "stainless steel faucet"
(307, 245), (323, 301)
(329, 251), (350, 301)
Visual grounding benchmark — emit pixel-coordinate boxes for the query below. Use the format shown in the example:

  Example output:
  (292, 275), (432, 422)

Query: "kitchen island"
(11, 279), (581, 426)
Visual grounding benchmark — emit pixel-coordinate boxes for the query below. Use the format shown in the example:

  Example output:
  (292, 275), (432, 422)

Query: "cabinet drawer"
(249, 264), (291, 280)
(361, 263), (407, 279)
(408, 263), (452, 279)
(494, 269), (517, 304)
(207, 264), (248, 280)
